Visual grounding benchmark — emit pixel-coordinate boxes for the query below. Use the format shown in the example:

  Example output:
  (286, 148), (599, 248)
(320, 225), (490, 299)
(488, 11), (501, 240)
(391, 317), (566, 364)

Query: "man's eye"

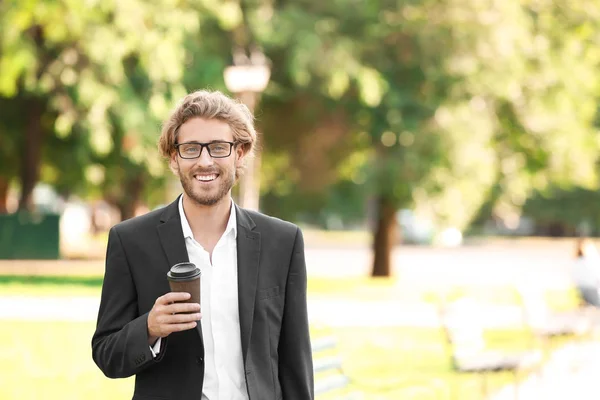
(184, 146), (199, 153)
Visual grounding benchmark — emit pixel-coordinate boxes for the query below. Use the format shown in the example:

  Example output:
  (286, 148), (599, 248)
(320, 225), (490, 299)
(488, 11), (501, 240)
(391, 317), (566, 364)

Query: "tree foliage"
(251, 0), (600, 235)
(1, 0), (599, 250)
(0, 0), (206, 211)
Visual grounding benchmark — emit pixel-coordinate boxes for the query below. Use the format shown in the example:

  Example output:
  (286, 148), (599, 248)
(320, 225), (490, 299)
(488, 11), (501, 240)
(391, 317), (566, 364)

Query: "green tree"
(249, 0), (600, 276)
(368, 0), (600, 275)
(0, 0), (202, 213)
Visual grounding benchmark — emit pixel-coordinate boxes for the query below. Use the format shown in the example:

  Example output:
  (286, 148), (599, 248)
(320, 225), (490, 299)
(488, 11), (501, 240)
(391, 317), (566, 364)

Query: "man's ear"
(169, 153), (180, 175)
(235, 144), (246, 168)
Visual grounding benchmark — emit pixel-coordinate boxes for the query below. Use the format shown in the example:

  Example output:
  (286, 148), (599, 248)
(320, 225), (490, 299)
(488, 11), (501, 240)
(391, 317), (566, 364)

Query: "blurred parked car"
(397, 209), (434, 245)
(397, 209), (463, 247)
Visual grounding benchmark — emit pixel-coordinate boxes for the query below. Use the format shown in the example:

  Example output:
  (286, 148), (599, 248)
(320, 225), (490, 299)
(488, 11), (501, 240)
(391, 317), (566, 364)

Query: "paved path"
(304, 243), (576, 288)
(0, 295), (526, 328)
(488, 342), (600, 400)
(0, 240), (579, 289)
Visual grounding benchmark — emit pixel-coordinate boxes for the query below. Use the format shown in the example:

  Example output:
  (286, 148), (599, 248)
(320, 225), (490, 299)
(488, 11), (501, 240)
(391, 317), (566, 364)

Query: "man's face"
(170, 117), (243, 207)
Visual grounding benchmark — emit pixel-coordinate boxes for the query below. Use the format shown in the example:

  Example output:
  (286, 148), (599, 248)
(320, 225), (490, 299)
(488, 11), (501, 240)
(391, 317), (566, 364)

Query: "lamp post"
(224, 48), (270, 211)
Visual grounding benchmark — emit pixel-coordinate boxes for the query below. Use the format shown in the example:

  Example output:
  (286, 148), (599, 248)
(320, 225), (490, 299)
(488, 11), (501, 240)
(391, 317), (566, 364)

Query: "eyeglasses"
(174, 141), (235, 159)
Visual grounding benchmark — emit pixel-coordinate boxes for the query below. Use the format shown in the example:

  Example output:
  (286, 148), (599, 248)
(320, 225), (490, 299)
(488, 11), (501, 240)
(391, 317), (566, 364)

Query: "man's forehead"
(178, 117), (233, 141)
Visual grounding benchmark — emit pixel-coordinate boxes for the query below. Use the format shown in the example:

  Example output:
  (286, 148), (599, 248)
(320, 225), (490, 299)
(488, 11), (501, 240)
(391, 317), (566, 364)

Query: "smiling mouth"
(194, 173), (218, 182)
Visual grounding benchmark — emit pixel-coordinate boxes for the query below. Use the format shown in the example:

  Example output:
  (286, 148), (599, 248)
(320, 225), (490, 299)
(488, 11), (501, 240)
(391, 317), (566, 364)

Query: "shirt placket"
(199, 244), (218, 398)
(212, 241), (226, 399)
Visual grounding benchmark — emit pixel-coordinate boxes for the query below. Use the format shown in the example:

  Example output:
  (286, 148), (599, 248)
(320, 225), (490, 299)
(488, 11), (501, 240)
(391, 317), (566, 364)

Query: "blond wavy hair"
(158, 90), (256, 178)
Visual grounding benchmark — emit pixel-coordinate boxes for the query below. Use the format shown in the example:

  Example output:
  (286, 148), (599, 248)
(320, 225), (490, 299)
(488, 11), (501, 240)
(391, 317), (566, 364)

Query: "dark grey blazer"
(91, 197), (314, 400)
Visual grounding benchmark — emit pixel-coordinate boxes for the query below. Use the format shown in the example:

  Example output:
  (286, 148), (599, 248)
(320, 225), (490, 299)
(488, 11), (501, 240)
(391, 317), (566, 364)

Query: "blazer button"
(196, 356), (203, 365)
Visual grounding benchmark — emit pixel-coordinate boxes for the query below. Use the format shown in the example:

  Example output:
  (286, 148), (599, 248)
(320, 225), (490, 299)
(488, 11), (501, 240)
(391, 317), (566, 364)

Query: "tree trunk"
(117, 174), (145, 221)
(18, 99), (44, 211)
(236, 91), (261, 211)
(371, 196), (398, 277)
(117, 201), (136, 222)
(0, 176), (9, 214)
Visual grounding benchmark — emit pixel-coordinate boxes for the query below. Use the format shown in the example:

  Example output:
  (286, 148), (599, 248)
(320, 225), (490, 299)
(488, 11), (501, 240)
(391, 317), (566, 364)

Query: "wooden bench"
(312, 335), (359, 399)
(438, 297), (543, 399)
(515, 284), (593, 349)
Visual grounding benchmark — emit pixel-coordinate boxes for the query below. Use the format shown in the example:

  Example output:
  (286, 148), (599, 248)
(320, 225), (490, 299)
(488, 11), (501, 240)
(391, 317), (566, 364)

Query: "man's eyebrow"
(179, 140), (230, 144)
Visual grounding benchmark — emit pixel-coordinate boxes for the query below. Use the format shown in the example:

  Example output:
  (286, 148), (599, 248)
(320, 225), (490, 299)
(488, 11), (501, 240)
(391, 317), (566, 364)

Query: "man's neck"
(182, 194), (232, 254)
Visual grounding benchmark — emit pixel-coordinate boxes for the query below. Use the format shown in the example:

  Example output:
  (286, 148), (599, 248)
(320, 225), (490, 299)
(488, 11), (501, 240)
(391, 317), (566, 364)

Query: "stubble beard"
(180, 167), (235, 207)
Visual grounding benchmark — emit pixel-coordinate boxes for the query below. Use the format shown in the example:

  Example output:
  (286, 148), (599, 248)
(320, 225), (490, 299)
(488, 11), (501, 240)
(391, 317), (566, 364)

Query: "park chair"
(515, 284), (593, 348)
(312, 335), (361, 400)
(439, 297), (542, 399)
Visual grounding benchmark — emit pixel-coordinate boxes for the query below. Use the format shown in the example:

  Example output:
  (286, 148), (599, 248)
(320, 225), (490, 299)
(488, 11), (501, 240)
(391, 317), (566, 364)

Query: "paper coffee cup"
(167, 262), (201, 313)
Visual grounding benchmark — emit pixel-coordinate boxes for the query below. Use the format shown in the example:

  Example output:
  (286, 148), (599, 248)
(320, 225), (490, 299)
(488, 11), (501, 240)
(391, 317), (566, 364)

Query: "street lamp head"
(224, 47), (271, 94)
(224, 64), (271, 94)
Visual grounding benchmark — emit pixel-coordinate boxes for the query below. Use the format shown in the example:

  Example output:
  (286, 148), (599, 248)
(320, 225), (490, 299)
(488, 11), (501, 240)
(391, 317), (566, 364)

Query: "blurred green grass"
(0, 275), (103, 296)
(1, 276), (580, 399)
(1, 321), (133, 400)
(2, 320), (541, 400)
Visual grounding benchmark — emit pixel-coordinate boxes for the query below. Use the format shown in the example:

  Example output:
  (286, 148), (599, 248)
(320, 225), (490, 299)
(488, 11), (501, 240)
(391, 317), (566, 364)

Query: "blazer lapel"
(156, 196), (203, 342)
(236, 206), (261, 366)
(157, 196), (189, 268)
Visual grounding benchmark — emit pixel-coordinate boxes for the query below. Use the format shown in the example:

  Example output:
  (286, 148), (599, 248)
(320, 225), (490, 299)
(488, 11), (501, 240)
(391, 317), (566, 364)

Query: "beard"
(179, 166), (235, 207)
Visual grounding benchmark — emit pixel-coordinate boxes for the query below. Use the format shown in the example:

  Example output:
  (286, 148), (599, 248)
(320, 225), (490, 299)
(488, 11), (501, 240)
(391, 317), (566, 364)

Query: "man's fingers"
(159, 313), (201, 324)
(163, 302), (201, 314)
(164, 321), (197, 334)
(149, 294), (200, 338)
(157, 292), (192, 304)
(176, 321), (197, 332)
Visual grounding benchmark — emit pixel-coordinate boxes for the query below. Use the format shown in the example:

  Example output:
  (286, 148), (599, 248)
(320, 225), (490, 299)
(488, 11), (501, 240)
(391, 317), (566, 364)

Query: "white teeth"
(195, 174), (217, 182)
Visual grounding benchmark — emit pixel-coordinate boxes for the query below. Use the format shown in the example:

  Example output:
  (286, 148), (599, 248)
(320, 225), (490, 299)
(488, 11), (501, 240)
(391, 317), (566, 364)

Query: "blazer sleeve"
(91, 227), (164, 378)
(278, 227), (315, 399)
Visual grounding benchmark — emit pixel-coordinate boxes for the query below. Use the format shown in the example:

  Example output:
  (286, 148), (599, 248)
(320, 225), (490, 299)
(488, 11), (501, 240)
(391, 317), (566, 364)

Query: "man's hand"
(147, 292), (201, 345)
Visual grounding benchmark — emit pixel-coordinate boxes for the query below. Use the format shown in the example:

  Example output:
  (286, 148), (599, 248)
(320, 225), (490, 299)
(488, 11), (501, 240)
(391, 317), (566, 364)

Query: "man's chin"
(181, 178), (233, 207)
(187, 191), (227, 207)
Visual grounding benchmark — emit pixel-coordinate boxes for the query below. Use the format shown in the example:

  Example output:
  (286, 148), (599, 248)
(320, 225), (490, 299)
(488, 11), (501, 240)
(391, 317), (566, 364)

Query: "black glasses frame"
(174, 141), (236, 159)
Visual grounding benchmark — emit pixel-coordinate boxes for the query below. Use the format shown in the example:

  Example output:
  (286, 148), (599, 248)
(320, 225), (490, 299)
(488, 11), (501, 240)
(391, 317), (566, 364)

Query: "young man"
(92, 90), (314, 400)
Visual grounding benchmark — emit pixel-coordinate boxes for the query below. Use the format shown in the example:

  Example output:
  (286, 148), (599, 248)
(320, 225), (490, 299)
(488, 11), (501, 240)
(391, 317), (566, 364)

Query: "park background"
(2, 0), (600, 399)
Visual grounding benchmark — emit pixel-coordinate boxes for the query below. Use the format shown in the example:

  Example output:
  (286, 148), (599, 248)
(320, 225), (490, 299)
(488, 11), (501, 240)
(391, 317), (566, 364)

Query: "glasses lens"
(179, 144), (201, 158)
(208, 142), (231, 157)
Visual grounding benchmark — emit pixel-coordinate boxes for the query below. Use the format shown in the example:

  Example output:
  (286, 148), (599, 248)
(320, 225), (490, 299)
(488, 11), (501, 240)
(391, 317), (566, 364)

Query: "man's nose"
(195, 148), (214, 167)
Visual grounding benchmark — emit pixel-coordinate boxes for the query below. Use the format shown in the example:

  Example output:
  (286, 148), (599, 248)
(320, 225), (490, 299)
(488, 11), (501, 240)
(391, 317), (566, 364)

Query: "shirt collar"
(178, 195), (238, 240)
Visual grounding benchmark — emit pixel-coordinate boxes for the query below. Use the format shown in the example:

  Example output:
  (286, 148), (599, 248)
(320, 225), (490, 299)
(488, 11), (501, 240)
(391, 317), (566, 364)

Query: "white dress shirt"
(151, 196), (249, 400)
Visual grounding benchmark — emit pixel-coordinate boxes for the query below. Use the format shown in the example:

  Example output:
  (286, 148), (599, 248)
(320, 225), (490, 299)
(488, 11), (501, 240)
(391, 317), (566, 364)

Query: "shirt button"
(196, 356), (203, 365)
